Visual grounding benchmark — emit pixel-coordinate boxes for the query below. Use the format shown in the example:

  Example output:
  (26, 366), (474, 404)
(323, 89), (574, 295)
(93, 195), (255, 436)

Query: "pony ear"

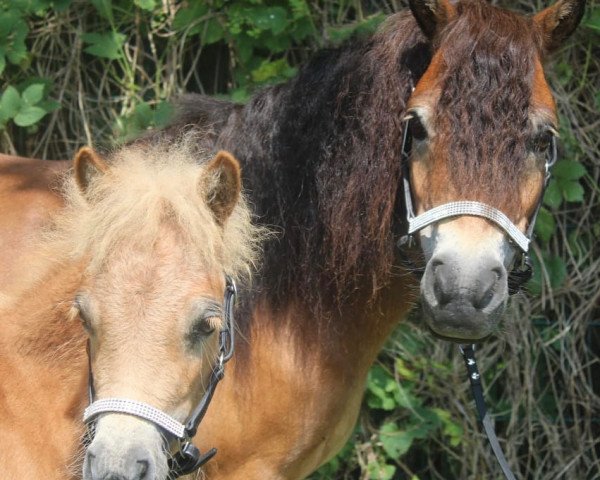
(409, 0), (456, 39)
(74, 147), (108, 193)
(533, 0), (586, 53)
(203, 150), (241, 224)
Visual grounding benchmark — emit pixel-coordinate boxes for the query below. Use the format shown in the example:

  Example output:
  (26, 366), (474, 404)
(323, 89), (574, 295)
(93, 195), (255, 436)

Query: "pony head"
(56, 140), (259, 480)
(405, 0), (584, 341)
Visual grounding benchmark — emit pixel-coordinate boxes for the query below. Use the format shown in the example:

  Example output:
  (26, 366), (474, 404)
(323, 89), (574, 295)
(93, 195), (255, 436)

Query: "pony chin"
(83, 415), (170, 480)
(418, 219), (513, 342)
(422, 299), (504, 342)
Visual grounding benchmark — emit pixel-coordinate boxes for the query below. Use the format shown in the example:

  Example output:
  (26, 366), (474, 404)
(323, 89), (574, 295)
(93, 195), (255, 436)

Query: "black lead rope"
(459, 344), (517, 480)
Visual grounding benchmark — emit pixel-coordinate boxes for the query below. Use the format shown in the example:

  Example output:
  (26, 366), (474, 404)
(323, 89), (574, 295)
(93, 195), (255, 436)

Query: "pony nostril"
(136, 460), (149, 479)
(432, 263), (453, 306)
(431, 259), (444, 269)
(473, 266), (504, 310)
(473, 286), (495, 310)
(492, 267), (503, 281)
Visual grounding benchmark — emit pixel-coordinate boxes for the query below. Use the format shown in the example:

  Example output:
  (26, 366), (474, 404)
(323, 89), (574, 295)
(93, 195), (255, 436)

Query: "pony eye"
(189, 314), (218, 341)
(187, 301), (222, 347)
(408, 115), (428, 142)
(530, 130), (553, 154)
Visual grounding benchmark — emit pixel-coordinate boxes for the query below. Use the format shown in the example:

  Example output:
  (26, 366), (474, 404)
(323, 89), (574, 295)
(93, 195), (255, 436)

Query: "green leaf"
(251, 58), (296, 83)
(560, 180), (585, 203)
(583, 7), (600, 32)
(0, 86), (22, 120)
(395, 358), (416, 381)
(90, 0), (114, 23)
(367, 462), (396, 480)
(14, 105), (47, 126)
(262, 32), (292, 53)
(543, 179), (562, 209)
(433, 408), (464, 447)
(396, 382), (419, 409)
(327, 13), (385, 44)
(229, 87), (250, 103)
(82, 32), (125, 60)
(6, 27), (28, 65)
(53, 0), (73, 12)
(527, 253), (542, 295)
(552, 160), (587, 180)
(247, 7), (289, 35)
(291, 17), (314, 42)
(366, 365), (400, 411)
(153, 101), (174, 127)
(534, 208), (555, 243)
(21, 83), (45, 105)
(37, 99), (60, 112)
(173, 4), (209, 33)
(203, 18), (225, 45)
(393, 322), (425, 355)
(236, 34), (255, 64)
(555, 61), (573, 85)
(288, 0), (310, 20)
(134, 0), (155, 11)
(529, 252), (567, 293)
(0, 53), (5, 76)
(545, 255), (567, 288)
(379, 422), (417, 457)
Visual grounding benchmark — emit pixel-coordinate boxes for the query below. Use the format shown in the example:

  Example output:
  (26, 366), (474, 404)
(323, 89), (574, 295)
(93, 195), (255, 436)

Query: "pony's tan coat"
(0, 142), (261, 479)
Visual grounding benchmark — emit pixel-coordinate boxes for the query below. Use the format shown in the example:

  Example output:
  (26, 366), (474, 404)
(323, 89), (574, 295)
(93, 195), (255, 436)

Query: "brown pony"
(0, 140), (261, 479)
(0, 0), (585, 478)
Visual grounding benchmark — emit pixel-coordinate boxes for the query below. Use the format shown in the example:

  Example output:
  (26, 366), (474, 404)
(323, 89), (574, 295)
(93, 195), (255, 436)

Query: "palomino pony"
(0, 0), (585, 478)
(0, 140), (260, 479)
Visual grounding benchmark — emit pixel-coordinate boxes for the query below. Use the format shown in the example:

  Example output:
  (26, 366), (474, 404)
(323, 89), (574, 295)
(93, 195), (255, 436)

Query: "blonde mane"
(45, 134), (262, 280)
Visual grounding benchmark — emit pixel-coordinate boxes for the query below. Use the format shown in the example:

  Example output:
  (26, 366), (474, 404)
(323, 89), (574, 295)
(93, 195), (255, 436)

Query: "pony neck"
(222, 13), (426, 340)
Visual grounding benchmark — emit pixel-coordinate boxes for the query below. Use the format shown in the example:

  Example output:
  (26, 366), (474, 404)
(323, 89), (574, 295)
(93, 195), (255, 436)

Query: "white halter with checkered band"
(83, 277), (237, 478)
(399, 114), (557, 294)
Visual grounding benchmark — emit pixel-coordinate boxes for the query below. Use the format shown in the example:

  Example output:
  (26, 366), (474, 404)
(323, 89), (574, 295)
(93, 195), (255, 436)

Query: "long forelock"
(45, 135), (261, 281)
(435, 1), (537, 215)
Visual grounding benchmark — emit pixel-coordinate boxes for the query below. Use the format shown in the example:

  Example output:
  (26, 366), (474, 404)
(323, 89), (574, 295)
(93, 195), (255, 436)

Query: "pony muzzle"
(421, 250), (508, 341)
(84, 414), (169, 480)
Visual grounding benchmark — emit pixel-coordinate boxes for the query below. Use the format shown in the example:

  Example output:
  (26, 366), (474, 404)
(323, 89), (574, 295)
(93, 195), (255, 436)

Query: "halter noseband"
(399, 115), (557, 294)
(83, 276), (237, 478)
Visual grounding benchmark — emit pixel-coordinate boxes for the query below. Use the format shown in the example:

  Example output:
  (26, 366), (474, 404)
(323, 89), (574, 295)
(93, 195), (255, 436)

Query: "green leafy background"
(0, 1), (598, 478)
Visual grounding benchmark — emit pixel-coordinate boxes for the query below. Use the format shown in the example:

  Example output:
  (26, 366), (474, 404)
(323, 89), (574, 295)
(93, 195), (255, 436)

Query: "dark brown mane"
(205, 13), (428, 321)
(435, 1), (538, 215)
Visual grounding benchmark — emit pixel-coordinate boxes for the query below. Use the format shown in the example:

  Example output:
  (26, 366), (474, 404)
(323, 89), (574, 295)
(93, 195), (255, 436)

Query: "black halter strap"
(168, 276), (237, 476)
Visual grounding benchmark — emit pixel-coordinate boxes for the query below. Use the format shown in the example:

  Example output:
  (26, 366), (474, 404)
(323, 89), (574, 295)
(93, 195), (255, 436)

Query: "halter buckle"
(169, 442), (218, 476)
